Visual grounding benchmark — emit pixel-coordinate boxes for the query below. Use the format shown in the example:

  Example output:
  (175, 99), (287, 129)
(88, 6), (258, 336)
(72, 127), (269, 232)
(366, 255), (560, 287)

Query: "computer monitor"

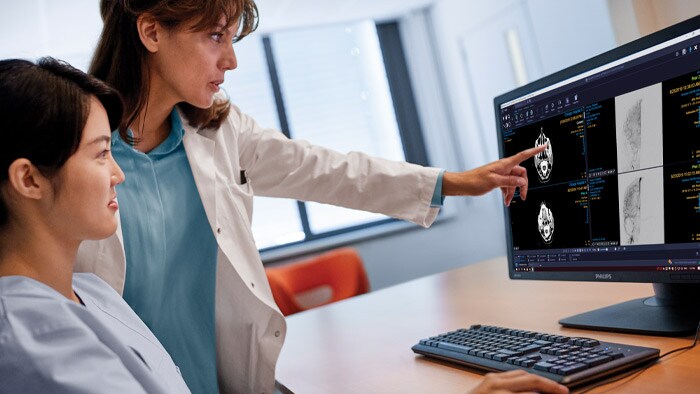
(494, 15), (700, 337)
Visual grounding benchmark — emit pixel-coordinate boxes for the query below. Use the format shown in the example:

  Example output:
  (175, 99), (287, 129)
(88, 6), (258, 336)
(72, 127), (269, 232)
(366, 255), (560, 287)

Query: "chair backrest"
(265, 248), (369, 316)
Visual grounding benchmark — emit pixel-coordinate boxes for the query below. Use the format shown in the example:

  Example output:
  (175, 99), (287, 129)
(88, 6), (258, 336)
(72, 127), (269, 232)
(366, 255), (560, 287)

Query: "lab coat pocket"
(224, 181), (256, 242)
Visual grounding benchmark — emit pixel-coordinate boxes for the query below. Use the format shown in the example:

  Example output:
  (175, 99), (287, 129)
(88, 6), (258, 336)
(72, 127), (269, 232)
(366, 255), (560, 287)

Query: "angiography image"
(621, 177), (641, 244)
(618, 167), (665, 246)
(621, 100), (642, 171)
(615, 83), (664, 173)
(534, 128), (553, 183)
(537, 202), (554, 244)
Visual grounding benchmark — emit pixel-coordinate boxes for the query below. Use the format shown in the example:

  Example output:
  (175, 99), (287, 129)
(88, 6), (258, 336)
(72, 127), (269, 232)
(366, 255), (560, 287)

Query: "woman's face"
(150, 17), (238, 108)
(48, 97), (125, 241)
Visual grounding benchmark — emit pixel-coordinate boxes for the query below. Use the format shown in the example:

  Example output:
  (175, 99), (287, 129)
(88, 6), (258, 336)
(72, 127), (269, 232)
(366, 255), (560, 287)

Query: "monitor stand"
(559, 283), (700, 337)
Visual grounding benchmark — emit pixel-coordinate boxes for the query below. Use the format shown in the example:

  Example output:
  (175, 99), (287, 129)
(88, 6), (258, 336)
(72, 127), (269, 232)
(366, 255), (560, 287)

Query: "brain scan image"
(534, 128), (553, 183)
(537, 202), (554, 244)
(622, 177), (642, 244)
(621, 99), (642, 171)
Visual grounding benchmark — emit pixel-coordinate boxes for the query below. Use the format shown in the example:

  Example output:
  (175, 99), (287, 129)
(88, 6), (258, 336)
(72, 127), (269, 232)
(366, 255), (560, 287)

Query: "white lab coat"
(75, 104), (441, 393)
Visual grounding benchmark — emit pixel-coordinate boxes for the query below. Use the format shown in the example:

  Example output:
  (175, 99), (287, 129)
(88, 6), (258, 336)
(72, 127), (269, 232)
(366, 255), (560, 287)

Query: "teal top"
(112, 110), (218, 394)
(431, 169), (445, 207)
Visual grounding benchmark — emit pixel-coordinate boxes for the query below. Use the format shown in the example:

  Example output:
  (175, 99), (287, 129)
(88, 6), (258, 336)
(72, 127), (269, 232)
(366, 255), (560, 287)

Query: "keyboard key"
(584, 355), (612, 367)
(550, 365), (565, 375)
(534, 362), (556, 371)
(519, 344), (543, 354)
(437, 342), (472, 354)
(583, 339), (600, 347)
(560, 363), (588, 375)
(521, 360), (536, 368)
(497, 349), (525, 357)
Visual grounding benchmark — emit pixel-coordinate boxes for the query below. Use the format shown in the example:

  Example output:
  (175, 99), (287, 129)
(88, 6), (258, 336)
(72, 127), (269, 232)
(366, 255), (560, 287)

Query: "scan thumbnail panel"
(614, 83), (664, 174)
(617, 167), (665, 246)
(503, 110), (587, 188)
(509, 181), (589, 250)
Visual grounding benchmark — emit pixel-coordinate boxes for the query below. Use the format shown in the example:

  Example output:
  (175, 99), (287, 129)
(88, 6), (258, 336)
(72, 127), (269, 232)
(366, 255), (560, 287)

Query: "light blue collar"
(112, 109), (185, 157)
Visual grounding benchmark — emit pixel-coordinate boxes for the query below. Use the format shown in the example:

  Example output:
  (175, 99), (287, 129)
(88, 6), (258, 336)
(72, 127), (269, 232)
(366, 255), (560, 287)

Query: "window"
(0, 6), (429, 251)
(224, 20), (429, 250)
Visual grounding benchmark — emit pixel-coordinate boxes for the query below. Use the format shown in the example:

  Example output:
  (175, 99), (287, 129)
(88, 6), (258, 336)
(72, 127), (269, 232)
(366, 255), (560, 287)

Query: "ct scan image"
(614, 83), (664, 173)
(537, 201), (554, 244)
(617, 167), (665, 245)
(534, 128), (553, 183)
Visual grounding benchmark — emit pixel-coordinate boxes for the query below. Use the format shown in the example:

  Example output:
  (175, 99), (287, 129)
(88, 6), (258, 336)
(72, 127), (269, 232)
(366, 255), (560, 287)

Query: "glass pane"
(271, 21), (405, 234)
(223, 36), (280, 130)
(251, 197), (305, 249)
(224, 36), (306, 248)
(304, 203), (386, 233)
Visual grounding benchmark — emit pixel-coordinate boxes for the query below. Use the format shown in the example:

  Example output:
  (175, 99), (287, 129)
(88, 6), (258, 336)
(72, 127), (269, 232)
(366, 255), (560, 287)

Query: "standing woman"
(80, 1), (544, 393)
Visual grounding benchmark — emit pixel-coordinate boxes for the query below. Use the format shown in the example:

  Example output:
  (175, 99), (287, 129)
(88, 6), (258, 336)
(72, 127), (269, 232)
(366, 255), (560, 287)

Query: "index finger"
(504, 144), (547, 167)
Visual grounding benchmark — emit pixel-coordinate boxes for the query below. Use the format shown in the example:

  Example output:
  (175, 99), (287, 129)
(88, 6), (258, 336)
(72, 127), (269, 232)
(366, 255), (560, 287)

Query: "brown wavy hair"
(89, 0), (258, 141)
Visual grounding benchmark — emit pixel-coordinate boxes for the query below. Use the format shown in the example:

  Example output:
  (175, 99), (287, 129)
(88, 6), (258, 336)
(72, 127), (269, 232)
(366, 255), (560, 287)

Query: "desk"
(276, 257), (700, 393)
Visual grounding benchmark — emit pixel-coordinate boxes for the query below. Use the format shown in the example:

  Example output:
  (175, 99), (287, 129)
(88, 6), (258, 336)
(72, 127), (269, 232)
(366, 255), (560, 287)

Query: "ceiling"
(254, 0), (436, 32)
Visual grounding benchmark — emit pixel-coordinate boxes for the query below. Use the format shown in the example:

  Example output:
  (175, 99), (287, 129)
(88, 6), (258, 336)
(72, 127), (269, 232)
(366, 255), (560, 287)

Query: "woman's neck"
(130, 74), (177, 153)
(0, 221), (81, 303)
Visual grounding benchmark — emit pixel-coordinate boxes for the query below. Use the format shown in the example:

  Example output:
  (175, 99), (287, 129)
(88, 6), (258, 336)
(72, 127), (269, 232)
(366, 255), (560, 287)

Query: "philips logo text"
(595, 274), (613, 280)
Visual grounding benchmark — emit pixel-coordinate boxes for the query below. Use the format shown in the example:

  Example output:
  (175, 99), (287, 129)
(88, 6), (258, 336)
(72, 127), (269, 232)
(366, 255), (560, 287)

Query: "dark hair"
(89, 0), (258, 140)
(0, 57), (123, 227)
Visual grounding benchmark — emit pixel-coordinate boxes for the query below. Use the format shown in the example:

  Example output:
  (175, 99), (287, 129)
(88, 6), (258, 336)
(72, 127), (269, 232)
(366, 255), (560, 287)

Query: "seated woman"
(0, 57), (566, 394)
(0, 57), (189, 393)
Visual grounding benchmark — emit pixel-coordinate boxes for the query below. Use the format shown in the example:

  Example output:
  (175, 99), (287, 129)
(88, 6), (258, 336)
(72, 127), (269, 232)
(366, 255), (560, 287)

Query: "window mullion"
(376, 22), (430, 167)
(262, 35), (313, 240)
(262, 36), (292, 139)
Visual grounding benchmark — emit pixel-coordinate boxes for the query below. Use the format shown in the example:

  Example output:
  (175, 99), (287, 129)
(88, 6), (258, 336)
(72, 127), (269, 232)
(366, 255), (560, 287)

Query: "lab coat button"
(275, 331), (281, 337)
(251, 282), (255, 288)
(217, 228), (222, 234)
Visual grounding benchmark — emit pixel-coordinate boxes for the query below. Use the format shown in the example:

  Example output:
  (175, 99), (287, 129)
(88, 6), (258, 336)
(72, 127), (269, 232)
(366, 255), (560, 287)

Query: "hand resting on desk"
(469, 370), (569, 394)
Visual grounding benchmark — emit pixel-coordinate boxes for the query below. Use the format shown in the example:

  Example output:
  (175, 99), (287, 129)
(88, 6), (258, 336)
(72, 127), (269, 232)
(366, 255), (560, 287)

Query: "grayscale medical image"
(537, 201), (554, 244)
(615, 83), (664, 173)
(622, 177), (641, 244)
(618, 168), (665, 245)
(534, 128), (553, 183)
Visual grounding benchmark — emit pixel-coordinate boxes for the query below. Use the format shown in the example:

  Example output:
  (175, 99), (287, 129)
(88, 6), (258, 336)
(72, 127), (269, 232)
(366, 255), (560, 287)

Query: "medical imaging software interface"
(500, 30), (700, 273)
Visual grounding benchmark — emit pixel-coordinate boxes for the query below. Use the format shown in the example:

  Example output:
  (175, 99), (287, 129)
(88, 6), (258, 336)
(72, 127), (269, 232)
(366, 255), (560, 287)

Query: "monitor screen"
(494, 15), (700, 335)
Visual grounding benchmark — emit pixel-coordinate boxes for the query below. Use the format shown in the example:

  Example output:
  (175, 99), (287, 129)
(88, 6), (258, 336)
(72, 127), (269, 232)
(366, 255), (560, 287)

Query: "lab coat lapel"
(182, 126), (218, 228)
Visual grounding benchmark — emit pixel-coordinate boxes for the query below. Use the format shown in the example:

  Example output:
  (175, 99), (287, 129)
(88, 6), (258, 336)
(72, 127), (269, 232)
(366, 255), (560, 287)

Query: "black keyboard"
(412, 325), (660, 388)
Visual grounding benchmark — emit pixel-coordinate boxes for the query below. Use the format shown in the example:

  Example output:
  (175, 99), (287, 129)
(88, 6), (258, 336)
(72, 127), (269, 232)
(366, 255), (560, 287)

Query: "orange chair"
(265, 248), (370, 316)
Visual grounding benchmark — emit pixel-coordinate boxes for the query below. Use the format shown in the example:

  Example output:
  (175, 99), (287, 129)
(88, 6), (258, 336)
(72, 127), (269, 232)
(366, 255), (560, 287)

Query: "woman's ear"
(6, 159), (50, 201)
(136, 13), (161, 53)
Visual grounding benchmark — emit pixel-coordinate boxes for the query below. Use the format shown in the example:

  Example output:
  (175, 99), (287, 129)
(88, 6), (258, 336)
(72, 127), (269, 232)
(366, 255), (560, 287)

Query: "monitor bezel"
(494, 14), (700, 284)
